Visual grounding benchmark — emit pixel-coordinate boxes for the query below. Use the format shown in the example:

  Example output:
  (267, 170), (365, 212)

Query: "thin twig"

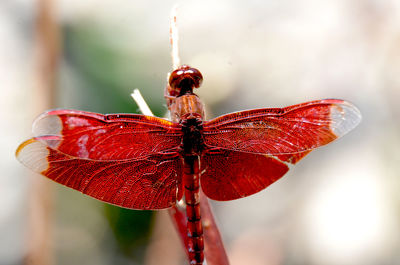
(170, 5), (180, 69)
(131, 89), (154, 116)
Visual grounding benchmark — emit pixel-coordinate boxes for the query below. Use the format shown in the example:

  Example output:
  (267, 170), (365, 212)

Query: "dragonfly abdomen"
(183, 155), (204, 265)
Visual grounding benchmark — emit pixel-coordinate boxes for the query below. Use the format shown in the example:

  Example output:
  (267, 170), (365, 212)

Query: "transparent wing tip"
(16, 138), (50, 173)
(330, 101), (362, 137)
(32, 111), (63, 137)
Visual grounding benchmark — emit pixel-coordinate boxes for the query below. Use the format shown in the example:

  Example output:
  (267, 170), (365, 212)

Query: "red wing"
(31, 109), (182, 160)
(200, 149), (289, 201)
(203, 99), (361, 158)
(16, 137), (183, 210)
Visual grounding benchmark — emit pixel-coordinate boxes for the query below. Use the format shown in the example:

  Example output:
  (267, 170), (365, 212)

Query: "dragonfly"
(16, 65), (361, 265)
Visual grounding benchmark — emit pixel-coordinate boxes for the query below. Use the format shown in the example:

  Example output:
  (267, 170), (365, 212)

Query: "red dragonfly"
(16, 65), (361, 265)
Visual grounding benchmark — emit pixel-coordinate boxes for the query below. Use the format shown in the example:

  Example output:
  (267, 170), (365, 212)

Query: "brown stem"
(169, 194), (230, 265)
(168, 205), (189, 256)
(200, 190), (230, 265)
(25, 0), (60, 264)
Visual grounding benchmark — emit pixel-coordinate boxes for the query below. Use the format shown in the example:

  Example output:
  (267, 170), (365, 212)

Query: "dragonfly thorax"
(181, 117), (204, 155)
(169, 94), (205, 123)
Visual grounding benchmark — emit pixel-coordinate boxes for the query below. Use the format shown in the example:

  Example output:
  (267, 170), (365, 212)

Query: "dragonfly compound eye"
(169, 65), (203, 95)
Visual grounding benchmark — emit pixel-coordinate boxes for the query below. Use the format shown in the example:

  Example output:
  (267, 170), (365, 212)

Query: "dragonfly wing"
(16, 137), (183, 210)
(203, 99), (361, 156)
(31, 109), (182, 160)
(200, 149), (290, 201)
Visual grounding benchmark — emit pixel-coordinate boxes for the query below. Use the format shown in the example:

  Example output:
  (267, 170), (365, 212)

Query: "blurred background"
(1, 0), (400, 264)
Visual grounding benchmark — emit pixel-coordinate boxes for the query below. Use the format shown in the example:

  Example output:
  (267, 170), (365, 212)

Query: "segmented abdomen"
(183, 156), (204, 265)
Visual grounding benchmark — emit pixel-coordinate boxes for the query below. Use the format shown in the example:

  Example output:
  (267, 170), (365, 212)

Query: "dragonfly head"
(168, 65), (203, 96)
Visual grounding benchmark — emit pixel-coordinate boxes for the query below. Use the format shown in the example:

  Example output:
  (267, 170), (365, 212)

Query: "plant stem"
(26, 0), (60, 264)
(200, 190), (230, 265)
